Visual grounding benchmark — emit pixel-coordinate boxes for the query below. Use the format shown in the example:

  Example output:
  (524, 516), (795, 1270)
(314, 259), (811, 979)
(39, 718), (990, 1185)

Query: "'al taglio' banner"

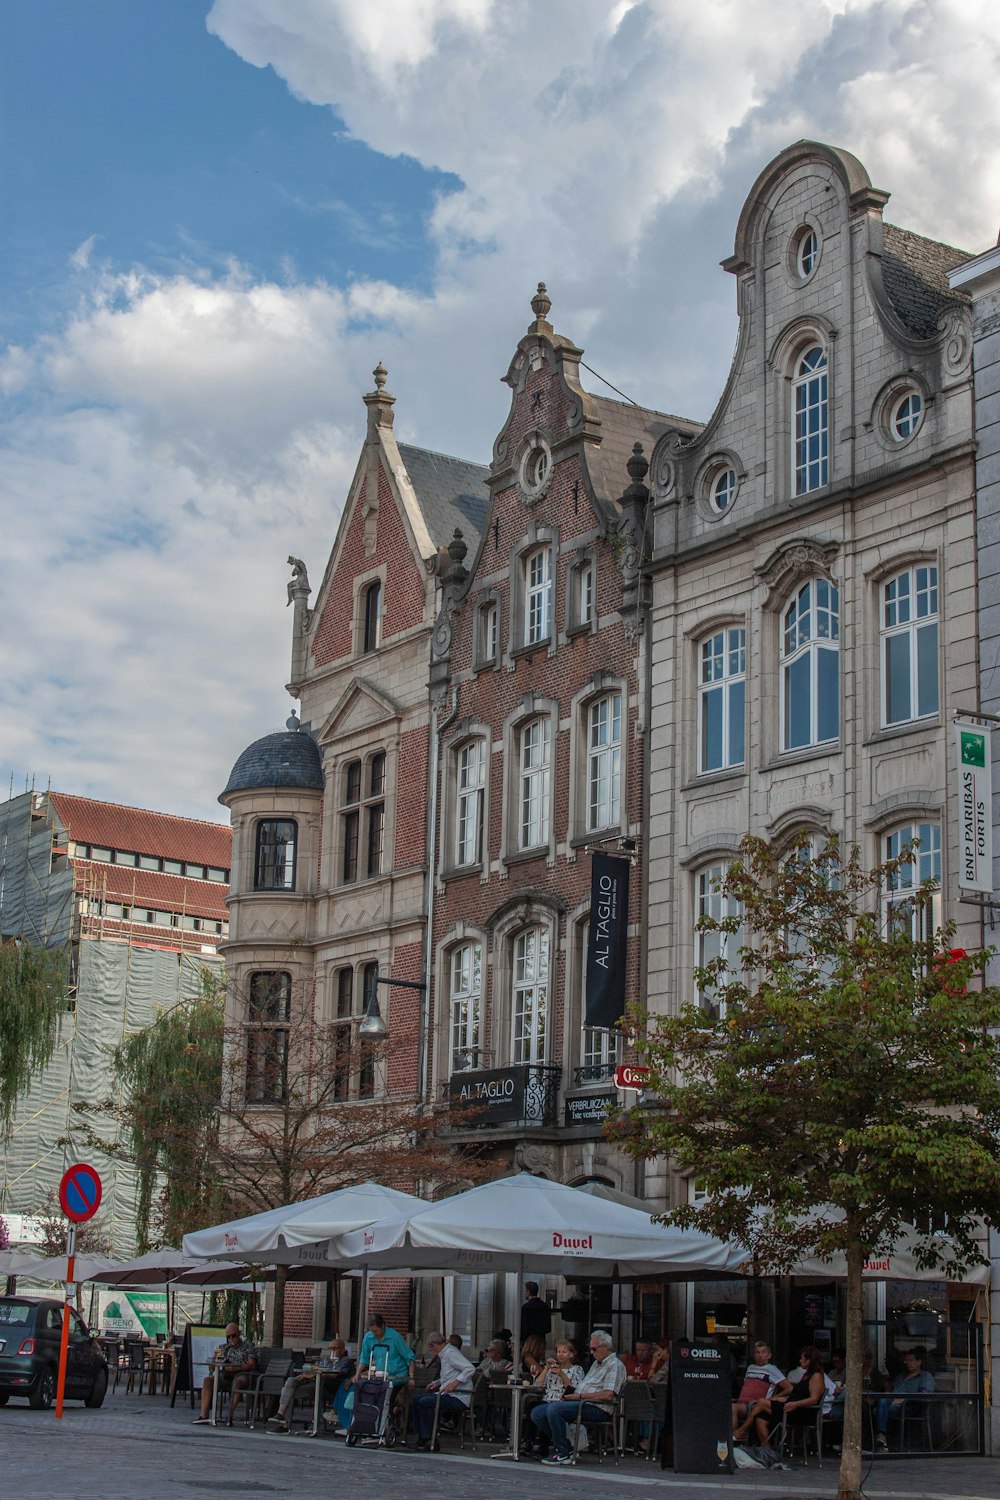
(585, 851), (630, 1027)
(97, 1289), (168, 1337)
(955, 721), (993, 894)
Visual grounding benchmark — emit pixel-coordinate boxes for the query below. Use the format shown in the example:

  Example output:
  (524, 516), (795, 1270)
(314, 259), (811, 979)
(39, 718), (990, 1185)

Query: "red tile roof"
(49, 792), (231, 868)
(73, 862), (229, 920)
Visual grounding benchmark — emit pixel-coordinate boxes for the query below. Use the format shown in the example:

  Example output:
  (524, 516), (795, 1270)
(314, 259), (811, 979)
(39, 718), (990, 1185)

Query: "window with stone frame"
(882, 821), (942, 942)
(781, 578), (839, 751)
(330, 960), (379, 1100)
(570, 558), (594, 630)
(340, 752), (387, 884)
(358, 960), (378, 1098)
(332, 965), (354, 1101)
(455, 738), (486, 868)
(698, 627), (746, 773)
(477, 599), (499, 666)
(245, 971), (291, 1104)
(694, 863), (743, 1019)
(587, 692), (622, 832)
(361, 578), (382, 653)
(518, 717), (551, 850)
(511, 925), (549, 1064)
(254, 819), (297, 891)
(881, 565), (939, 726)
(792, 344), (829, 494)
(449, 940), (483, 1073)
(523, 546), (553, 646)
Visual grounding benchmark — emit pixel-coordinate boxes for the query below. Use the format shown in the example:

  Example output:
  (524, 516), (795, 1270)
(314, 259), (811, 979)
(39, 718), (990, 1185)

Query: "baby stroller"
(344, 1350), (403, 1447)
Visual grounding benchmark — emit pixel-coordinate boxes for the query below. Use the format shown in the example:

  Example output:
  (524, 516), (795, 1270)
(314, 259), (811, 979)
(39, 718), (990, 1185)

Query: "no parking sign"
(58, 1163), (103, 1223)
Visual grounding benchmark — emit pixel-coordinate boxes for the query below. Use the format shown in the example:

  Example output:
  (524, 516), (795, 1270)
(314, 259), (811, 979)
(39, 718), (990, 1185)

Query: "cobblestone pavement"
(1, 1393), (998, 1500)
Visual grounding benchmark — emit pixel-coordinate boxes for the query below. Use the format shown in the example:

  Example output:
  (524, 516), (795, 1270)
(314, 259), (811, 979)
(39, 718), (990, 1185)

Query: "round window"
(518, 438), (553, 502)
(889, 389), (923, 441)
(790, 225), (820, 282)
(709, 466), (738, 514)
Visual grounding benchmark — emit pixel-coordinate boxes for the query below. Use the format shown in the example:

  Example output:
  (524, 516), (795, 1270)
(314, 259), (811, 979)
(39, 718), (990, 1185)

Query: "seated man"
(531, 1328), (627, 1466)
(193, 1324), (257, 1424)
(732, 1340), (787, 1433)
(409, 1331), (475, 1450)
(622, 1339), (655, 1380)
(875, 1348), (935, 1449)
(476, 1338), (513, 1379)
(268, 1338), (355, 1432)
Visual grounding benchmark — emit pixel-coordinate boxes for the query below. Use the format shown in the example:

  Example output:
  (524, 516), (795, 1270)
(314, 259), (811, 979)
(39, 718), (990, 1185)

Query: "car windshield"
(0, 1302), (33, 1326)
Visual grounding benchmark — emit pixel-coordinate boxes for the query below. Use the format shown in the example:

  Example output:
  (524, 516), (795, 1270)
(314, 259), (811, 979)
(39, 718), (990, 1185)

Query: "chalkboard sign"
(171, 1323), (227, 1409)
(669, 1339), (734, 1474)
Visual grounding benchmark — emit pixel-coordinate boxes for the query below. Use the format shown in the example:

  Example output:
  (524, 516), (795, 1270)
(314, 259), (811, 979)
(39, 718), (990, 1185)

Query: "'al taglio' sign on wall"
(955, 720), (993, 894)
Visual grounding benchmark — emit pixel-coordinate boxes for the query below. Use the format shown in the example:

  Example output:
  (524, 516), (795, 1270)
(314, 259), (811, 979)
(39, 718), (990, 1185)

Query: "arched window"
(698, 627), (745, 773)
(792, 345), (829, 494)
(694, 864), (742, 1018)
(254, 819), (297, 891)
(587, 693), (622, 831)
(512, 926), (549, 1064)
(362, 579), (382, 653)
(882, 565), (939, 725)
(450, 941), (483, 1073)
(781, 579), (839, 750)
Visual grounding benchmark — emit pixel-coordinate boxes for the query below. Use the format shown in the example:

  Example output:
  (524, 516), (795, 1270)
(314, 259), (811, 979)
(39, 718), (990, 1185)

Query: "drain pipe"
(419, 685), (459, 1107)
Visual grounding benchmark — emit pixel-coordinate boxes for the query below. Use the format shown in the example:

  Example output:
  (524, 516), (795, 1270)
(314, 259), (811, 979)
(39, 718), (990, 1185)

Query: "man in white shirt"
(410, 1331), (475, 1450)
(533, 1329), (627, 1466)
(732, 1341), (788, 1432)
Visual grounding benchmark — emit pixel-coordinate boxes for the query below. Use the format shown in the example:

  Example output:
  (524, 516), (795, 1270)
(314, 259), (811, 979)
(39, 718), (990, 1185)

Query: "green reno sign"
(98, 1290), (168, 1337)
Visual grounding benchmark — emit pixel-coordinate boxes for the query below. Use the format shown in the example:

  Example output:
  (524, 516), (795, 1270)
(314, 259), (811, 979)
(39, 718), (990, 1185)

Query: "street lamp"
(358, 973), (427, 1040)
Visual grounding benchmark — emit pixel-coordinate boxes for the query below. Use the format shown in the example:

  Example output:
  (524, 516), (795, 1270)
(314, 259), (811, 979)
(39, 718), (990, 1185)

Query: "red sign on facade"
(614, 1063), (651, 1090)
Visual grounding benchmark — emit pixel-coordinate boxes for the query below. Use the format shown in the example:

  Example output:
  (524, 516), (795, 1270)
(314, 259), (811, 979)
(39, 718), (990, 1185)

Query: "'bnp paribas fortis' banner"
(585, 852), (630, 1027)
(97, 1290), (168, 1338)
(956, 721), (993, 893)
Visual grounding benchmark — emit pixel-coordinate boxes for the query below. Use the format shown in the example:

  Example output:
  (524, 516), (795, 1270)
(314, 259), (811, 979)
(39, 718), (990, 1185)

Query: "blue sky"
(1, 1), (999, 823)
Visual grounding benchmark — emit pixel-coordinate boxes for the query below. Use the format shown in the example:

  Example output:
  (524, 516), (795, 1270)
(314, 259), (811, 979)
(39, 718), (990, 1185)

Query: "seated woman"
(734, 1346), (826, 1447)
(522, 1339), (584, 1455)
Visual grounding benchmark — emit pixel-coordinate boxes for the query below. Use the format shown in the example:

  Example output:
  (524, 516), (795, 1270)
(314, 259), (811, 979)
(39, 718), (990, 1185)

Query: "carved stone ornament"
(517, 431), (554, 506)
(756, 537), (840, 606)
(514, 1141), (553, 1174)
(939, 306), (972, 378)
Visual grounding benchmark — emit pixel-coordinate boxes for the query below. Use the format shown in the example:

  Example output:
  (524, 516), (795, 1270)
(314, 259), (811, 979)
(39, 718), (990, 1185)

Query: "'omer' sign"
(955, 721), (992, 893)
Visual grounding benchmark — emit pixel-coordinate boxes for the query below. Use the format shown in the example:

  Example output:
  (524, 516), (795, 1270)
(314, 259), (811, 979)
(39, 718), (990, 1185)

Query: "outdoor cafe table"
(303, 1363), (348, 1438)
(490, 1378), (533, 1461)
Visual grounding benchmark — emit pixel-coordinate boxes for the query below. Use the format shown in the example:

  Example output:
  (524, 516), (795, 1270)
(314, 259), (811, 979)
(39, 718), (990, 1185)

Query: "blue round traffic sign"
(58, 1163), (103, 1223)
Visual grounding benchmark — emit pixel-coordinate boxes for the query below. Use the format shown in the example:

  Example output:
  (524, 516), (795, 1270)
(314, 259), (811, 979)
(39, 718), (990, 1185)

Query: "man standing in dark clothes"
(521, 1282), (551, 1340)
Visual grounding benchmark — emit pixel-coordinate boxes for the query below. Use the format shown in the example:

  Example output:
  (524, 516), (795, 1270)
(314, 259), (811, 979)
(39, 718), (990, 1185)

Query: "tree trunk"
(270, 1264), (287, 1347)
(836, 1234), (865, 1500)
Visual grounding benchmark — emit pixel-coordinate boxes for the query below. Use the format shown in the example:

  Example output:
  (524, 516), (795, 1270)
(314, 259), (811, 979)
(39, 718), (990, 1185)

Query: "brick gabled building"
(426, 286), (700, 1196)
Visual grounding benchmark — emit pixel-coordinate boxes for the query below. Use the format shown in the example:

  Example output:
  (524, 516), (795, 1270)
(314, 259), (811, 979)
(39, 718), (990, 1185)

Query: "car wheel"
(29, 1368), (55, 1410)
(85, 1368), (108, 1409)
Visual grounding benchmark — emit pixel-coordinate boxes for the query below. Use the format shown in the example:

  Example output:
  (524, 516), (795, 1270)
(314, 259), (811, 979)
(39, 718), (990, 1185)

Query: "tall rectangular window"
(450, 941), (482, 1072)
(883, 822), (942, 940)
(695, 865), (743, 1019)
(254, 820), (297, 890)
(245, 971), (291, 1104)
(699, 628), (746, 772)
(519, 718), (551, 849)
(362, 579), (382, 653)
(882, 566), (939, 725)
(512, 927), (548, 1064)
(587, 693), (621, 830)
(478, 601), (498, 664)
(456, 739), (486, 866)
(524, 548), (553, 645)
(793, 345), (829, 494)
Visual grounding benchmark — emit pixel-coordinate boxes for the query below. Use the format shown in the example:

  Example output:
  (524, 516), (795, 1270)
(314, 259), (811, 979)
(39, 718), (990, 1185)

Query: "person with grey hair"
(531, 1329), (626, 1465)
(477, 1338), (513, 1379)
(410, 1331), (475, 1450)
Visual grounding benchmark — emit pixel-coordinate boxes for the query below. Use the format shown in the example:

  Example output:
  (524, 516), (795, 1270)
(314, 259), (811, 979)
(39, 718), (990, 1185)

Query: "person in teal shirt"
(354, 1313), (415, 1394)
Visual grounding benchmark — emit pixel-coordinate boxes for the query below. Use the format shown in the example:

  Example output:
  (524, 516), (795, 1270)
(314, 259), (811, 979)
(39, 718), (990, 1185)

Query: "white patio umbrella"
(20, 1252), (121, 1282)
(181, 1180), (424, 1265)
(783, 1226), (990, 1285)
(0, 1248), (46, 1277)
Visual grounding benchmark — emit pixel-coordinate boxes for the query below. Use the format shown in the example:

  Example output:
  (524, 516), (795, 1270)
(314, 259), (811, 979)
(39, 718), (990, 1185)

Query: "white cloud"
(4, 0), (1000, 820)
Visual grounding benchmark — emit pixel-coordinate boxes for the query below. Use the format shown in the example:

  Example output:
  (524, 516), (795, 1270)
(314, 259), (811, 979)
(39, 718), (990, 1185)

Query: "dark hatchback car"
(0, 1296), (108, 1409)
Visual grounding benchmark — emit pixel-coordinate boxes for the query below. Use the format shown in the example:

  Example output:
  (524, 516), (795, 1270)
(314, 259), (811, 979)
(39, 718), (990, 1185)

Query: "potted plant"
(891, 1297), (941, 1337)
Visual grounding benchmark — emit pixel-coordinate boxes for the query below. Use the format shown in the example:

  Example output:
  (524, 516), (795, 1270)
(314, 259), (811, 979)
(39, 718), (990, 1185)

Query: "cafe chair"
(246, 1351), (295, 1429)
(900, 1399), (934, 1452)
(620, 1380), (664, 1459)
(571, 1394), (622, 1464)
(123, 1338), (150, 1396)
(776, 1404), (824, 1466)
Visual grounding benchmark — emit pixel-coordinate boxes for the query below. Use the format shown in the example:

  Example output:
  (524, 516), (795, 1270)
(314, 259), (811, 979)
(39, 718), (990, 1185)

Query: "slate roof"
(589, 394), (702, 506)
(222, 728), (325, 796)
(397, 443), (491, 552)
(881, 223), (974, 339)
(48, 792), (231, 867)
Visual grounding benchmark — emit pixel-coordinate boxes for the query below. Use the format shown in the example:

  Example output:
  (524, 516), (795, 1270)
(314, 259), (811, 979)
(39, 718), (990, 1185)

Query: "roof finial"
(373, 362), (388, 390)
(531, 282), (552, 322)
(286, 710), (301, 732)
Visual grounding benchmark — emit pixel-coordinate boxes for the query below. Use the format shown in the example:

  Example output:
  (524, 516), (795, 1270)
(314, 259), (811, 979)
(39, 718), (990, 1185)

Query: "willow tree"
(0, 938), (68, 1135)
(613, 834), (1000, 1500)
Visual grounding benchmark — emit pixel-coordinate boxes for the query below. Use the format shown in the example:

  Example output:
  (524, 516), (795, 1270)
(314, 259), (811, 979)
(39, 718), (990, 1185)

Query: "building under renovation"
(0, 787), (231, 1255)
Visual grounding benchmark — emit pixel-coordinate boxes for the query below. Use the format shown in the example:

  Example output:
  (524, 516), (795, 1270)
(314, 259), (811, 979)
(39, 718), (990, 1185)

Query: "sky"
(2, 0), (999, 825)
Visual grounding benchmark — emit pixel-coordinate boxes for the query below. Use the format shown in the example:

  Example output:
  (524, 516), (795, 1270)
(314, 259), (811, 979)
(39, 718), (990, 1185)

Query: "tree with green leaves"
(0, 938), (67, 1135)
(613, 834), (1000, 1500)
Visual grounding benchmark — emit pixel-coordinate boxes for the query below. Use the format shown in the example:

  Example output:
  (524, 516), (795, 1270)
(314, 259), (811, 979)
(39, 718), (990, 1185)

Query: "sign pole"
(54, 1223), (76, 1420)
